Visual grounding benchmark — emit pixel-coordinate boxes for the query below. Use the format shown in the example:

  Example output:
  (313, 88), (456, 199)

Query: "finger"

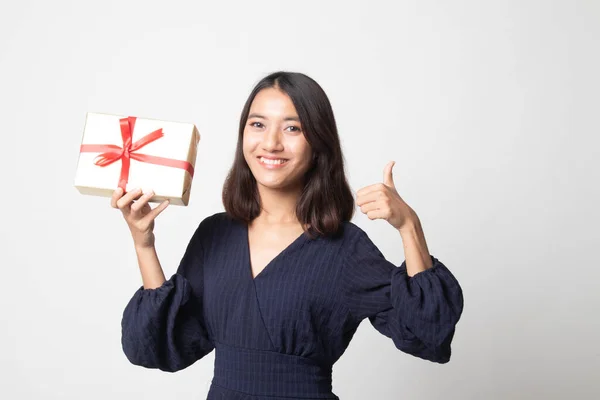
(116, 188), (143, 210)
(131, 190), (154, 214)
(366, 208), (389, 220)
(356, 183), (387, 198)
(111, 187), (124, 208)
(383, 161), (396, 188)
(356, 191), (382, 207)
(142, 199), (170, 225)
(359, 200), (381, 214)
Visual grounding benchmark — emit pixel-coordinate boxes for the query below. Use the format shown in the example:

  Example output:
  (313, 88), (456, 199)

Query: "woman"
(114, 71), (464, 400)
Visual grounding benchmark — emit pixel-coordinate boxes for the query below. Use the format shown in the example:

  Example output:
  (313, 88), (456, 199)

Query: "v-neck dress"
(121, 211), (464, 399)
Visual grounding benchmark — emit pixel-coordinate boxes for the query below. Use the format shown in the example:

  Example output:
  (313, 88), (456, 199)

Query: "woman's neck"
(256, 185), (301, 225)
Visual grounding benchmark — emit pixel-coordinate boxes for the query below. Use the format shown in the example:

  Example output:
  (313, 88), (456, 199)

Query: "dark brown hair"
(222, 71), (355, 239)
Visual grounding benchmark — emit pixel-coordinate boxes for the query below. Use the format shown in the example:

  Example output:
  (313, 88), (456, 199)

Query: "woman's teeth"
(260, 157), (288, 165)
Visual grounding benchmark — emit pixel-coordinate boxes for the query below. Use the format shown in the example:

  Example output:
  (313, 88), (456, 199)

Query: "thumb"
(383, 161), (396, 188)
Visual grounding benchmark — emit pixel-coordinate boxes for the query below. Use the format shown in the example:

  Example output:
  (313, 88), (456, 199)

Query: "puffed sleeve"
(120, 216), (215, 372)
(342, 227), (464, 363)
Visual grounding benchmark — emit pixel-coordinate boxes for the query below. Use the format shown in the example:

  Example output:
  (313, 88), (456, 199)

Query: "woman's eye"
(286, 126), (301, 132)
(250, 122), (264, 128)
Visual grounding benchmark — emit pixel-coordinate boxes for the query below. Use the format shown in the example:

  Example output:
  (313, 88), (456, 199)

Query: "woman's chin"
(256, 179), (300, 192)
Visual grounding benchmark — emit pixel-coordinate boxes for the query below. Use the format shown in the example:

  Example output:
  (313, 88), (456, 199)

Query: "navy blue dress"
(121, 212), (464, 399)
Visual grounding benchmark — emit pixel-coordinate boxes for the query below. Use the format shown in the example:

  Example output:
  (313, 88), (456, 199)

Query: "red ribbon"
(79, 116), (195, 191)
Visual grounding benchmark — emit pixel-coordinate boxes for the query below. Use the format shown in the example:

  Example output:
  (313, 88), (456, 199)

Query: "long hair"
(222, 71), (355, 239)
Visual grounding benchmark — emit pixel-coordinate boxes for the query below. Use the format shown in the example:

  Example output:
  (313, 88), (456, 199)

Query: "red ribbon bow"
(79, 116), (194, 191)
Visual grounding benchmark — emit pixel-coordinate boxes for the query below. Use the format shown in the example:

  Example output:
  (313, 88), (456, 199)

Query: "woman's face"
(243, 87), (313, 192)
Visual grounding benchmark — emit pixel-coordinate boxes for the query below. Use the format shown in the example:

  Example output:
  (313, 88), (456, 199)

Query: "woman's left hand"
(355, 161), (417, 232)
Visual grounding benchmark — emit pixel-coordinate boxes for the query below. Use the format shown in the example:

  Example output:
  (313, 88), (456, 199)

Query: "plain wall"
(0, 0), (598, 399)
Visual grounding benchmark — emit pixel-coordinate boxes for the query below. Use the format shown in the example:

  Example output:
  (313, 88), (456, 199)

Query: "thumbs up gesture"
(355, 161), (417, 232)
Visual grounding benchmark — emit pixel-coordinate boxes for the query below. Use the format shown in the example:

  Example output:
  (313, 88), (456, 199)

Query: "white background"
(1, 0), (598, 399)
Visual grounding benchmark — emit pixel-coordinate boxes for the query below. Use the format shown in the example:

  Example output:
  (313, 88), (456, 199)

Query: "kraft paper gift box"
(74, 112), (200, 206)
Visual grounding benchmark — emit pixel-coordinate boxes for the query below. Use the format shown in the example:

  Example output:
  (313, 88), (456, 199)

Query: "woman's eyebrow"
(248, 113), (300, 122)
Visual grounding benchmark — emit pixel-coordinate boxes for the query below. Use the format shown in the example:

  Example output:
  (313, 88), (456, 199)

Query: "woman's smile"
(258, 156), (289, 169)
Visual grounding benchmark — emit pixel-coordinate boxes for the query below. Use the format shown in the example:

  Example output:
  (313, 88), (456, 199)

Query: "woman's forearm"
(134, 244), (166, 289)
(398, 215), (433, 277)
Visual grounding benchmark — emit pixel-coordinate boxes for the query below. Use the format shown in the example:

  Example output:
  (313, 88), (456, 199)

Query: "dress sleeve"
(342, 227), (464, 363)
(120, 216), (215, 372)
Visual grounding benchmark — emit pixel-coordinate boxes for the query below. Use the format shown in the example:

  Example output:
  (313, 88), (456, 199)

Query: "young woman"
(113, 71), (464, 400)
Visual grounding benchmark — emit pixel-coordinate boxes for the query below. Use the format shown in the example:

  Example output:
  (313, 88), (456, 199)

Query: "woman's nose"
(262, 127), (283, 151)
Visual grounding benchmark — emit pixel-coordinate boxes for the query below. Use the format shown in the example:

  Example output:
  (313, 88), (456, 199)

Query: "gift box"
(74, 112), (200, 206)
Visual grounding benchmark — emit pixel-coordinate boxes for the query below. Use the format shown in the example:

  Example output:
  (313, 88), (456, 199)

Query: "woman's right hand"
(111, 187), (170, 249)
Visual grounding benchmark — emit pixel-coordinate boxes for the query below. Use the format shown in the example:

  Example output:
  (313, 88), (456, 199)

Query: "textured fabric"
(121, 212), (464, 399)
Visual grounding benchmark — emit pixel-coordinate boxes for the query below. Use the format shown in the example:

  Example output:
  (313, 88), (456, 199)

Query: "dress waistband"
(212, 342), (336, 399)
